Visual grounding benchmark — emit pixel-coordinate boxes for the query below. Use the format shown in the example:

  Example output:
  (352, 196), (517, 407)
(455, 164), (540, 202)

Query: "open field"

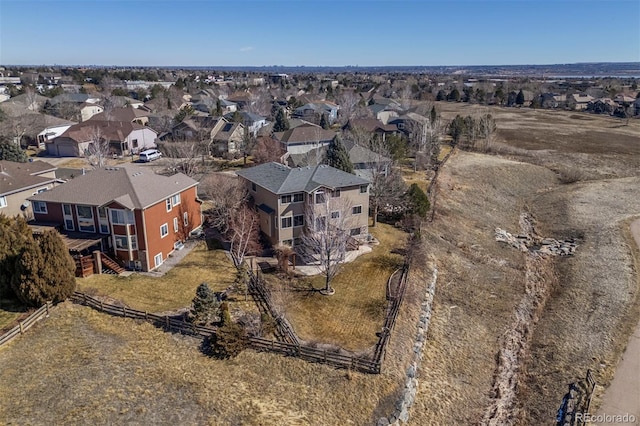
(408, 104), (640, 424)
(76, 243), (237, 313)
(0, 267), (427, 426)
(272, 223), (406, 351)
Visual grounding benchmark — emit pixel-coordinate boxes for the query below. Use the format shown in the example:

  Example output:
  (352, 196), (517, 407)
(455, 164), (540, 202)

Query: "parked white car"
(139, 149), (162, 162)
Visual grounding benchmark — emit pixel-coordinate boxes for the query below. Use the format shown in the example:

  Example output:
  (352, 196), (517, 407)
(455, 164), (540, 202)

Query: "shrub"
(209, 322), (248, 359)
(190, 282), (220, 325)
(558, 167), (585, 184)
(406, 183), (430, 218)
(0, 141), (28, 162)
(0, 215), (33, 298)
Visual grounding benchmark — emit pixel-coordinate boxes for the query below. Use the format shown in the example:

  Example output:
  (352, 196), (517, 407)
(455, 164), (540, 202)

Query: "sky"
(0, 0), (638, 67)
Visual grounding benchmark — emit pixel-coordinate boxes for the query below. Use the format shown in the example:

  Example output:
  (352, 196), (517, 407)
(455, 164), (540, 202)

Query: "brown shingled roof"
(273, 124), (336, 144)
(0, 160), (58, 197)
(59, 121), (155, 143)
(29, 164), (197, 209)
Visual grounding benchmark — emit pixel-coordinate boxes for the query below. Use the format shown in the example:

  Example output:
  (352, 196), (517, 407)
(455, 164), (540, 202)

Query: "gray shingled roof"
(29, 164), (197, 209)
(0, 160), (58, 197)
(236, 162), (369, 195)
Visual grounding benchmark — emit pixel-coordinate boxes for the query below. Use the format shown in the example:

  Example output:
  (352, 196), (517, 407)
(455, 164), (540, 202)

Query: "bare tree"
(251, 136), (284, 165)
(177, 201), (198, 242)
(300, 193), (355, 295)
(161, 140), (206, 178)
(336, 90), (360, 125)
(200, 174), (247, 233)
(84, 126), (112, 168)
(227, 205), (261, 268)
(366, 138), (408, 227)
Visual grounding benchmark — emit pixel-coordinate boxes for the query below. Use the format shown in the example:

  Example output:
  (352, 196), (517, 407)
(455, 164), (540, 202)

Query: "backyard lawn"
(267, 222), (407, 352)
(76, 243), (237, 313)
(0, 298), (29, 332)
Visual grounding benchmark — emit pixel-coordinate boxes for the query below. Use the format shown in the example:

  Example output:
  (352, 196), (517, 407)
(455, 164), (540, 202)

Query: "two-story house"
(28, 164), (202, 271)
(293, 102), (340, 125)
(274, 124), (336, 155)
(236, 162), (370, 248)
(224, 111), (267, 137)
(0, 160), (60, 218)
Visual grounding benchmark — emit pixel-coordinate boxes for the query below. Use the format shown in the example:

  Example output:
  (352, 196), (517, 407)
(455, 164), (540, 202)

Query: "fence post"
(123, 306), (127, 317)
(19, 321), (23, 334)
(45, 302), (50, 317)
(100, 300), (104, 312)
(145, 311), (148, 320)
(165, 316), (170, 329)
(83, 293), (87, 305)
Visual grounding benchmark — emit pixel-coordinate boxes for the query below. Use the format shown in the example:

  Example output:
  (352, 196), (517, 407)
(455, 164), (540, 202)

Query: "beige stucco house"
(236, 162), (370, 248)
(0, 160), (59, 219)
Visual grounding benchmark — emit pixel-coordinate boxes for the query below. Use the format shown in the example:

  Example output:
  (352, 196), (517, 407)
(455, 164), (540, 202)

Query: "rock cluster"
(378, 268), (437, 426)
(495, 228), (578, 256)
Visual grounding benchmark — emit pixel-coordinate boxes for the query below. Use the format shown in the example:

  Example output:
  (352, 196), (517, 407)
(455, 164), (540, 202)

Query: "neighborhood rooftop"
(236, 162), (369, 195)
(29, 164), (197, 209)
(0, 160), (58, 197)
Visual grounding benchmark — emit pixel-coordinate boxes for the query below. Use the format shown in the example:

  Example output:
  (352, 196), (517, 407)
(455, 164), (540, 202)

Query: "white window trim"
(33, 201), (47, 214)
(293, 215), (304, 228)
(160, 223), (169, 238)
(293, 193), (304, 203)
(281, 216), (292, 229)
(171, 193), (181, 206)
(76, 205), (96, 233)
(173, 217), (179, 233)
(154, 253), (163, 268)
(353, 205), (363, 215)
(166, 198), (172, 212)
(183, 211), (189, 226)
(0, 196), (7, 209)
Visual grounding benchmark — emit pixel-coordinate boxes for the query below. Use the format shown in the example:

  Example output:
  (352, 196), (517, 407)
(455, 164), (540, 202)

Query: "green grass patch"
(76, 243), (236, 313)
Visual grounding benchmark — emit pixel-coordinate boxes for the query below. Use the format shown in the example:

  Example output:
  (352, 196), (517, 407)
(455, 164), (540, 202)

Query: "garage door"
(56, 143), (78, 157)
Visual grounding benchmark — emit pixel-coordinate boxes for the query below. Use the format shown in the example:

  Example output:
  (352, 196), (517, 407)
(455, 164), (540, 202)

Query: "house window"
(281, 216), (292, 228)
(32, 187), (48, 195)
(350, 228), (361, 236)
(331, 211), (340, 219)
(174, 217), (179, 232)
(98, 207), (109, 234)
(131, 235), (138, 250)
(166, 198), (172, 212)
(352, 206), (362, 215)
(293, 193), (304, 203)
(132, 139), (138, 149)
(160, 223), (169, 238)
(331, 189), (341, 198)
(33, 201), (47, 214)
(110, 209), (134, 225)
(76, 205), (95, 233)
(154, 253), (163, 268)
(315, 192), (326, 204)
(251, 182), (257, 192)
(115, 235), (129, 250)
(281, 194), (292, 204)
(63, 204), (74, 231)
(0, 196), (7, 208)
(293, 215), (304, 227)
(360, 185), (368, 193)
(183, 212), (189, 226)
(171, 194), (181, 206)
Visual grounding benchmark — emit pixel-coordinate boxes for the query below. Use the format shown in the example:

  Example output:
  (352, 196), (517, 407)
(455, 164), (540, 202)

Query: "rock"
(377, 418), (390, 426)
(407, 364), (417, 378)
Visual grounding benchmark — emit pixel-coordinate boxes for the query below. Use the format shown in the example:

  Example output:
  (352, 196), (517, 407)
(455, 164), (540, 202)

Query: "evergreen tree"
(0, 215), (32, 297)
(319, 113), (329, 129)
(324, 136), (354, 174)
(232, 265), (249, 301)
(406, 183), (430, 218)
(231, 110), (243, 123)
(190, 282), (220, 325)
(436, 90), (446, 101)
(448, 115), (467, 144)
(273, 108), (290, 132)
(207, 301), (248, 358)
(430, 106), (437, 126)
(215, 98), (223, 117)
(0, 141), (28, 162)
(447, 88), (461, 102)
(516, 89), (525, 106)
(11, 230), (75, 307)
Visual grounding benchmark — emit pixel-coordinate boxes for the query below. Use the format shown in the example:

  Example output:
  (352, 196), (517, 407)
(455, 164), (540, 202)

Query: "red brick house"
(28, 164), (202, 271)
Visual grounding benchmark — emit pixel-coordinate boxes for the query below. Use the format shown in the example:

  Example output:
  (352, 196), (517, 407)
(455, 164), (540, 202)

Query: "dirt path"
(594, 219), (640, 425)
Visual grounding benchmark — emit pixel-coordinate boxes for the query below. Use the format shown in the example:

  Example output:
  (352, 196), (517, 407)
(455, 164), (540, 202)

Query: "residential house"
(274, 124), (336, 155)
(89, 106), (150, 126)
(211, 120), (245, 155)
(28, 164), (202, 271)
(571, 93), (594, 111)
(227, 91), (254, 108)
(388, 112), (429, 141)
(47, 120), (157, 157)
(224, 111), (267, 136)
(0, 160), (60, 218)
(37, 123), (74, 148)
(236, 162), (370, 248)
(343, 118), (398, 141)
(292, 102), (339, 125)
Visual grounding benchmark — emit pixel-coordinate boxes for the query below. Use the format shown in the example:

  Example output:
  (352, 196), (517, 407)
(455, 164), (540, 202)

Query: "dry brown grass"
(0, 302), (405, 425)
(76, 243), (236, 313)
(267, 223), (407, 351)
(399, 165), (429, 192)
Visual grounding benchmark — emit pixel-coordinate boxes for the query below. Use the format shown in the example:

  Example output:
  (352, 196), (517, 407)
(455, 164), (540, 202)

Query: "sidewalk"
(594, 219), (640, 425)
